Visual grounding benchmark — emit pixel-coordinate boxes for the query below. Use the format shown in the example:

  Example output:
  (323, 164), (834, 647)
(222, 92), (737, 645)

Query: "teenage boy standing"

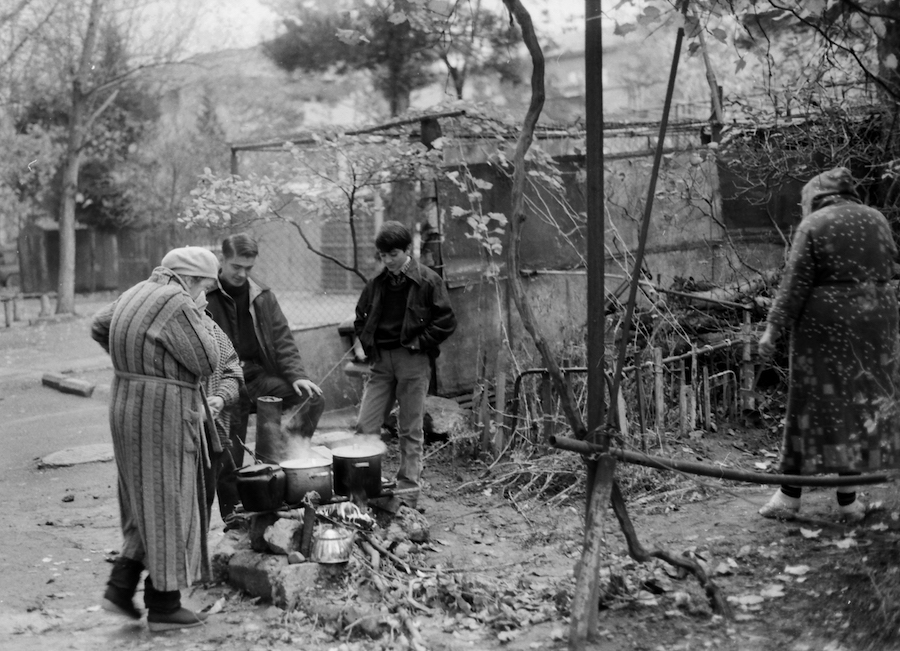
(354, 221), (457, 507)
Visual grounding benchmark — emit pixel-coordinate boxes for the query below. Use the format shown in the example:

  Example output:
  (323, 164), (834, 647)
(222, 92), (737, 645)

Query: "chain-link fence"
(204, 216), (378, 330)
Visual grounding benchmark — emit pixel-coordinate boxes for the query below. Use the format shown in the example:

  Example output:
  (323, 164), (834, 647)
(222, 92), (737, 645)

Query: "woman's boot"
(101, 556), (144, 619)
(144, 577), (207, 632)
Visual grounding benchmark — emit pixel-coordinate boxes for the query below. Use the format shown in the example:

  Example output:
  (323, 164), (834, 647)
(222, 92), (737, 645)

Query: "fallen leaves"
(784, 564), (811, 576)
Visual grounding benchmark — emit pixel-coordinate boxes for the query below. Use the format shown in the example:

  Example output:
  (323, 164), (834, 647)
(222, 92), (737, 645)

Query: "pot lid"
(281, 456), (332, 469)
(237, 463), (280, 476)
(331, 441), (387, 458)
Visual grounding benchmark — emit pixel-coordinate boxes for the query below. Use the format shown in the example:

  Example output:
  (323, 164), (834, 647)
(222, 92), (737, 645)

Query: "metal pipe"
(610, 0), (690, 409)
(549, 435), (893, 486)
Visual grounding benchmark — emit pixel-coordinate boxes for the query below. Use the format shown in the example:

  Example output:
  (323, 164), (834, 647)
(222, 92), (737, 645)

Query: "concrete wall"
(294, 323), (364, 412)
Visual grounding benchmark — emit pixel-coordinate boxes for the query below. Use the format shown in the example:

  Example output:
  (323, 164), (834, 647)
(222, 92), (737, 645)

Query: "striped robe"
(91, 267), (219, 592)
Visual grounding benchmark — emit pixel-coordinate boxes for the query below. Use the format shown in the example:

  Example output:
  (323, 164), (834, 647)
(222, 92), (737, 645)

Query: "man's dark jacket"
(354, 259), (457, 359)
(206, 277), (309, 384)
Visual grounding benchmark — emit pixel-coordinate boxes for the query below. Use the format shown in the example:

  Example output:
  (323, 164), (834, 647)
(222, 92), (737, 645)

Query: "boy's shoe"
(147, 608), (207, 632)
(101, 585), (142, 620)
(758, 490), (800, 519)
(838, 499), (867, 523)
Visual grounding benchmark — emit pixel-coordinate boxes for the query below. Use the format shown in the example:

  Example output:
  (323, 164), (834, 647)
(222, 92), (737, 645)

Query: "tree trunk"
(56, 0), (103, 314)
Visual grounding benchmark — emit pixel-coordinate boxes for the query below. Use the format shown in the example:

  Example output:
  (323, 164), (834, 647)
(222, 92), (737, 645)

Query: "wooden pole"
(741, 309), (755, 418)
(569, 455), (616, 648)
(653, 347), (665, 433)
(540, 374), (554, 440)
(702, 365), (711, 430)
(679, 359), (688, 434)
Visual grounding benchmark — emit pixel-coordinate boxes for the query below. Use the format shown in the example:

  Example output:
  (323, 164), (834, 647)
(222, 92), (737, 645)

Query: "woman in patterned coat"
(199, 311), (244, 523)
(757, 167), (900, 522)
(92, 247), (220, 631)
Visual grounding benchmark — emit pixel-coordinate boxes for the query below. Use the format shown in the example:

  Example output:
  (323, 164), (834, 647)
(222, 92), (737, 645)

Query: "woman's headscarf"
(800, 167), (859, 217)
(160, 246), (219, 280)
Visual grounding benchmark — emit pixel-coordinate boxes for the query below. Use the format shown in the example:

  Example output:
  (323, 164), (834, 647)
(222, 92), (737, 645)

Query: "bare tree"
(1, 0), (213, 311)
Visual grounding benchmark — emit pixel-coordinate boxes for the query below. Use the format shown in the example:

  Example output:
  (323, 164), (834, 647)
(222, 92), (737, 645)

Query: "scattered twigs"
(399, 607), (428, 651)
(610, 480), (733, 619)
(456, 454), (582, 501)
(359, 537), (381, 568)
(342, 614), (384, 640)
(360, 532), (413, 574)
(509, 494), (535, 530)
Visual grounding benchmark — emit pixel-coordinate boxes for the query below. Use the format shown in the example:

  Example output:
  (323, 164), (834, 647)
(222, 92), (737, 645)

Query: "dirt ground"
(2, 297), (900, 651)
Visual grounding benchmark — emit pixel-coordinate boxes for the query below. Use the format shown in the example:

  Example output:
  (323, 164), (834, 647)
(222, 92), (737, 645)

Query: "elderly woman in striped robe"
(91, 246), (222, 632)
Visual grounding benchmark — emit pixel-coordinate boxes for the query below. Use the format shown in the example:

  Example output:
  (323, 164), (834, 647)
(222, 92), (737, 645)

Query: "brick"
(41, 373), (67, 390)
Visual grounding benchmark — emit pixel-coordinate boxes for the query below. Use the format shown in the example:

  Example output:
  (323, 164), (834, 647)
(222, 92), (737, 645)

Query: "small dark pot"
(235, 463), (286, 512)
(280, 457), (333, 504)
(332, 442), (385, 498)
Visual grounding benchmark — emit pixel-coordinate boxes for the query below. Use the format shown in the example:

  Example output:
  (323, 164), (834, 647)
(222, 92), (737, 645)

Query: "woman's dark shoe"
(147, 607), (208, 632)
(102, 556), (144, 619)
(101, 585), (142, 620)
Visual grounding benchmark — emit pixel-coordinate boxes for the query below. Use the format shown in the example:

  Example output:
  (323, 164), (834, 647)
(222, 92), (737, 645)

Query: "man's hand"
(292, 378), (323, 397)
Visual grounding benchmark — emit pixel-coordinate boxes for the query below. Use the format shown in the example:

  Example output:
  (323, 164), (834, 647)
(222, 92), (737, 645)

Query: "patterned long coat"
(766, 194), (900, 474)
(91, 267), (219, 591)
(203, 317), (243, 448)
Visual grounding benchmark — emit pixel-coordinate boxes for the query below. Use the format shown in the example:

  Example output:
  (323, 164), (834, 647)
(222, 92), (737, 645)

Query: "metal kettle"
(235, 463), (286, 512)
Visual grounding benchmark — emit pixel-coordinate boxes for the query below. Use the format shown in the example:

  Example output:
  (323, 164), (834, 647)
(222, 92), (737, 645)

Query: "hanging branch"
(499, 0), (587, 440)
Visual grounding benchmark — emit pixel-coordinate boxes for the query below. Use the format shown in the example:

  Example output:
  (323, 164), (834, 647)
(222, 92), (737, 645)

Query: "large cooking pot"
(280, 455), (333, 504)
(235, 463), (286, 512)
(332, 441), (386, 498)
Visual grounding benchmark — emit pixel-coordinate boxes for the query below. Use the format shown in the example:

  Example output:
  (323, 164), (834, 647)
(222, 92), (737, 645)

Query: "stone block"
(273, 562), (320, 609)
(227, 550), (288, 601)
(424, 395), (467, 439)
(264, 518), (303, 555)
(249, 512), (279, 552)
(211, 533), (250, 583)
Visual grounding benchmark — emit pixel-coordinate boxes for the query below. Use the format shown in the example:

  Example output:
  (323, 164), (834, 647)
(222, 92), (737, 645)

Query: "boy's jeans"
(356, 347), (430, 493)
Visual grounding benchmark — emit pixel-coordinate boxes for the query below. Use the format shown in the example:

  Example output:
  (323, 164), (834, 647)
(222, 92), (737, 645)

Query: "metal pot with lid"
(280, 452), (333, 504)
(331, 441), (386, 499)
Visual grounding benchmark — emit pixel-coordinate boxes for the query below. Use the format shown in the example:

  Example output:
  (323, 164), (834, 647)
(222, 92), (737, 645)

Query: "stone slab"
(39, 443), (114, 468)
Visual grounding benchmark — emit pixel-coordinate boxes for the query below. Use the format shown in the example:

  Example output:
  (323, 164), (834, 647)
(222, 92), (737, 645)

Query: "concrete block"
(41, 372), (95, 397)
(227, 550), (288, 601)
(41, 372), (68, 390)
